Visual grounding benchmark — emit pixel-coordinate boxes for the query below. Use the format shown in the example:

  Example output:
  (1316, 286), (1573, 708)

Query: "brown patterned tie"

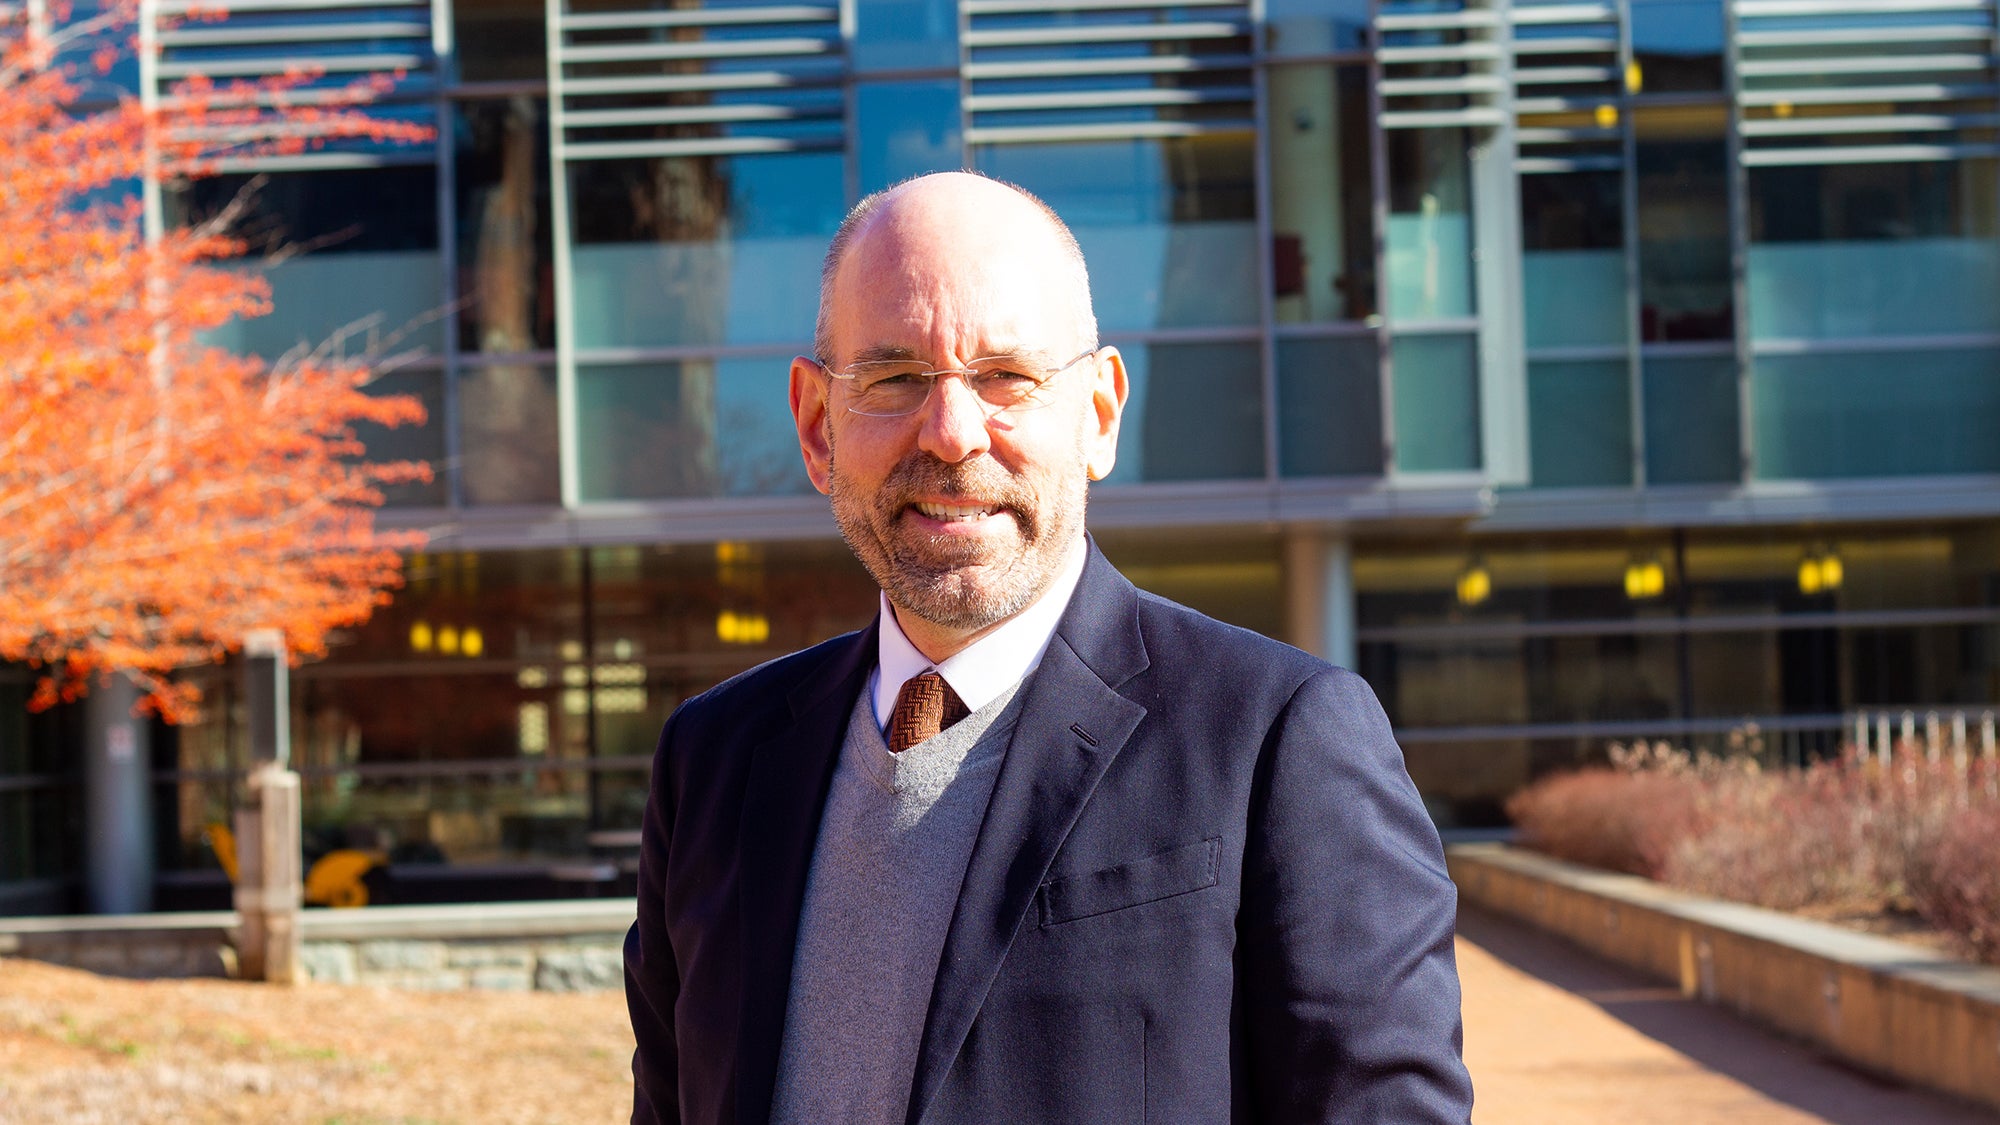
(886, 672), (970, 753)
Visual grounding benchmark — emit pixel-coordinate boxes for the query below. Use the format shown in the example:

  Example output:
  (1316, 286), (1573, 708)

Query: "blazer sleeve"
(626, 712), (683, 1124)
(1238, 667), (1474, 1124)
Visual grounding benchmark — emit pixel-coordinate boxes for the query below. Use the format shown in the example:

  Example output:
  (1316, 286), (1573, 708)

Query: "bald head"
(812, 172), (1097, 368)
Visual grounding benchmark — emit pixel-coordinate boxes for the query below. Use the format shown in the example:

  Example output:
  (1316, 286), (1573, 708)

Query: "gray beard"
(829, 453), (1086, 634)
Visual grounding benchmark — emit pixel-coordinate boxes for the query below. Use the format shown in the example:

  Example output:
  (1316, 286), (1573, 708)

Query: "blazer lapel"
(736, 624), (875, 1125)
(904, 545), (1151, 1125)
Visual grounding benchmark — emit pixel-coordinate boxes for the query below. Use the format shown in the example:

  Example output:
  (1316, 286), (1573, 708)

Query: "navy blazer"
(626, 543), (1473, 1124)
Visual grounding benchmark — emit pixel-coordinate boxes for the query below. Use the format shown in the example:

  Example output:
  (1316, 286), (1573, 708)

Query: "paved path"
(1458, 904), (2000, 1124)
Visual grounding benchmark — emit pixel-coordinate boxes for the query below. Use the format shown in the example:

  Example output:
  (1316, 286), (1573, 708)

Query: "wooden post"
(235, 762), (301, 983)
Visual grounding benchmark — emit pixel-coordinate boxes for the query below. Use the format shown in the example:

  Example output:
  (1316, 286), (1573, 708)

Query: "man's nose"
(916, 373), (993, 463)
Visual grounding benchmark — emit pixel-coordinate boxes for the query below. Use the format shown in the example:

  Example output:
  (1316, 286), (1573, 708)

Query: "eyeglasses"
(819, 348), (1098, 418)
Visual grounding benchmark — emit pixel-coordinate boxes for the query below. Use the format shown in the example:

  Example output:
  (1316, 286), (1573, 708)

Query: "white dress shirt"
(870, 539), (1089, 730)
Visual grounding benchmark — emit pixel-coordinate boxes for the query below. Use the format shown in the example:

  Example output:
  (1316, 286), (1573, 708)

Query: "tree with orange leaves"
(0, 3), (433, 721)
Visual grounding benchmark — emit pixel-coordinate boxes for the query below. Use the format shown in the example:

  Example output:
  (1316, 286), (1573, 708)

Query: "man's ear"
(1084, 347), (1128, 482)
(790, 356), (834, 495)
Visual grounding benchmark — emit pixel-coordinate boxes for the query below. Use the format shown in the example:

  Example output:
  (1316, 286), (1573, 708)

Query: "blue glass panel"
(1277, 336), (1383, 477)
(1630, 0), (1724, 93)
(974, 137), (1259, 333)
(1529, 360), (1632, 487)
(354, 369), (447, 506)
(1749, 239), (2000, 340)
(1752, 348), (2000, 479)
(1523, 252), (1627, 349)
(1384, 130), (1474, 322)
(207, 252), (449, 360)
(1642, 354), (1738, 483)
(1265, 0), (1372, 53)
(576, 358), (814, 501)
(59, 0), (140, 99)
(568, 153), (844, 350)
(1636, 125), (1732, 342)
(1100, 342), (1263, 484)
(715, 357), (817, 497)
(1391, 334), (1480, 472)
(168, 167), (447, 359)
(1385, 212), (1474, 321)
(854, 0), (958, 71)
(1748, 161), (2000, 340)
(857, 81), (963, 194)
(458, 364), (560, 505)
(1269, 63), (1376, 323)
(456, 97), (554, 353)
(1520, 169), (1626, 349)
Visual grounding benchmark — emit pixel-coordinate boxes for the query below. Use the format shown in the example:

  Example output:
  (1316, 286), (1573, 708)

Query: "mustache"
(884, 456), (1034, 525)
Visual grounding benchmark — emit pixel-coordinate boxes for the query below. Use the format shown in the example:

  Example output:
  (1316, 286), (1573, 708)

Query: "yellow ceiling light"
(717, 610), (772, 645)
(461, 627), (484, 659)
(1624, 61), (1643, 94)
(438, 625), (461, 656)
(409, 621), (433, 654)
(1594, 103), (1619, 129)
(1455, 561), (1492, 608)
(1623, 558), (1666, 600)
(1798, 547), (1844, 596)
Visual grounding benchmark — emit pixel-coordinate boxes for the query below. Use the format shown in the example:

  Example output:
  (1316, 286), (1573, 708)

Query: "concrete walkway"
(1458, 904), (2000, 1124)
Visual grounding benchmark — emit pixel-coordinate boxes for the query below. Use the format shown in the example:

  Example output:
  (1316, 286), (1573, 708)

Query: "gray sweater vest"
(769, 678), (1025, 1125)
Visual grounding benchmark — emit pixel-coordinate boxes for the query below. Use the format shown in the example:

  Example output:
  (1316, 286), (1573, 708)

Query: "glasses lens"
(836, 352), (1083, 416)
(845, 364), (934, 415)
(966, 359), (1050, 411)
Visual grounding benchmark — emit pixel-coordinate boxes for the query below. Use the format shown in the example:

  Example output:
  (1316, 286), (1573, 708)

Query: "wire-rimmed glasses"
(818, 348), (1098, 417)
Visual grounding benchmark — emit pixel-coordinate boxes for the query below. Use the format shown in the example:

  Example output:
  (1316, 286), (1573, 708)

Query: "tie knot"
(886, 671), (969, 753)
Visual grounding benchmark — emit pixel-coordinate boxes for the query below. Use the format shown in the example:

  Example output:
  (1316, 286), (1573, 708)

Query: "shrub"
(1504, 742), (2000, 964)
(1909, 803), (2000, 963)
(1505, 765), (1698, 879)
(1662, 760), (1875, 912)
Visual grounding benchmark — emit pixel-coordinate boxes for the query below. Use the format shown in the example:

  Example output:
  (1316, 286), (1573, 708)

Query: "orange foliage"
(0, 5), (434, 720)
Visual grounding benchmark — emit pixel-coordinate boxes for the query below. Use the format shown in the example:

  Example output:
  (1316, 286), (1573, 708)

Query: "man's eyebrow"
(844, 343), (1060, 365)
(848, 345), (923, 364)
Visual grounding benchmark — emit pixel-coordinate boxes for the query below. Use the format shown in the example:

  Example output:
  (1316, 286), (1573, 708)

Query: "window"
(1269, 64), (1377, 324)
(975, 136), (1260, 333)
(1748, 160), (2000, 341)
(165, 168), (447, 361)
(567, 153), (843, 350)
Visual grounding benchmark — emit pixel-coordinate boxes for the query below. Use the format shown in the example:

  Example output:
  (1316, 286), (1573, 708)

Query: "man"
(625, 172), (1473, 1124)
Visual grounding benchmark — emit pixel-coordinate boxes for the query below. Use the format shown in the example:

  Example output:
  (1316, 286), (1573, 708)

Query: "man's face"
(789, 177), (1126, 641)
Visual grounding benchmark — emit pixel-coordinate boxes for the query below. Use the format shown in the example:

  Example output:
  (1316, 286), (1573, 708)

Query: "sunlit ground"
(2, 911), (1995, 1124)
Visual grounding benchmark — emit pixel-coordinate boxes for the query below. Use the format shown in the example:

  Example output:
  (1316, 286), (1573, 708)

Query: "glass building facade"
(5, 0), (2000, 912)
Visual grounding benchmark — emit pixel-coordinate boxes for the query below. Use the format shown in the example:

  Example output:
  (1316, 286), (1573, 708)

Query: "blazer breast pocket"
(1037, 837), (1221, 927)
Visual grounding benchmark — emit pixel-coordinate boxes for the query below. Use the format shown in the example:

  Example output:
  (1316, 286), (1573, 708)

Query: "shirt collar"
(872, 539), (1089, 730)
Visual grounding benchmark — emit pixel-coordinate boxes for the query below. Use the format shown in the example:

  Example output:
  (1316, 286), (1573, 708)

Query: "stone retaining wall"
(298, 900), (635, 991)
(0, 912), (233, 979)
(0, 899), (636, 993)
(1450, 842), (2000, 1114)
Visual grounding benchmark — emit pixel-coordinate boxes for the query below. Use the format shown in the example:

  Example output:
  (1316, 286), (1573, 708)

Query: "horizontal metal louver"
(551, 1), (844, 162)
(144, 0), (441, 172)
(1509, 0), (1622, 172)
(1733, 0), (2000, 164)
(1375, 0), (1508, 130)
(963, 0), (1254, 144)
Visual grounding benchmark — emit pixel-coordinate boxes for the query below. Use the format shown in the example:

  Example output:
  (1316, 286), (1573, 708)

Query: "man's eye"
(859, 370), (928, 389)
(975, 369), (1039, 388)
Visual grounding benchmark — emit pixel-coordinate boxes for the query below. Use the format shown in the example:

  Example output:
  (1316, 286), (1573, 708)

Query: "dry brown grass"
(0, 957), (632, 1124)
